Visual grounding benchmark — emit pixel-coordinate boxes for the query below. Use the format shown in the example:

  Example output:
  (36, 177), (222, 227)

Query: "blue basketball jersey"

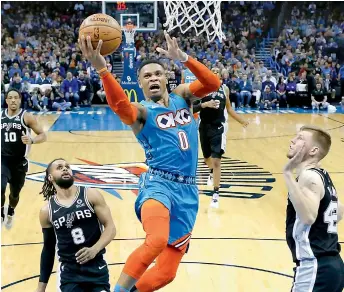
(183, 69), (196, 84)
(136, 94), (199, 177)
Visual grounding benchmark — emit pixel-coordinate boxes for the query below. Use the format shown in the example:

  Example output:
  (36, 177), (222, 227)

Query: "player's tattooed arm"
(23, 112), (47, 144)
(75, 188), (116, 265)
(130, 102), (147, 135)
(36, 205), (55, 292)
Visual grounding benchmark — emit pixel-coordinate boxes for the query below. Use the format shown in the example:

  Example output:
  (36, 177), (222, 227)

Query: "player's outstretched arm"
(22, 112), (47, 145)
(224, 86), (249, 127)
(156, 31), (221, 100)
(284, 168), (324, 225)
(78, 36), (145, 133)
(36, 205), (56, 292)
(75, 188), (116, 265)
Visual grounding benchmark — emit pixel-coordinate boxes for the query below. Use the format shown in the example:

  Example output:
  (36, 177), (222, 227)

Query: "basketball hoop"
(163, 1), (226, 43)
(123, 23), (136, 45)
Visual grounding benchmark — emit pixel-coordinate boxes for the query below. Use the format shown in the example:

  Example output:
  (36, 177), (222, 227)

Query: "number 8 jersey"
(286, 168), (341, 263)
(48, 186), (105, 264)
(1, 109), (31, 158)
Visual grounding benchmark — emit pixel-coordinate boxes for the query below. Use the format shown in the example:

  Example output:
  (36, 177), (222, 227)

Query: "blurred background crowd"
(1, 1), (344, 111)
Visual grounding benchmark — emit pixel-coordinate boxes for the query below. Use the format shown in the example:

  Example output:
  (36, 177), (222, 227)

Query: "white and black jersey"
(49, 186), (105, 264)
(286, 168), (343, 292)
(1, 109), (31, 159)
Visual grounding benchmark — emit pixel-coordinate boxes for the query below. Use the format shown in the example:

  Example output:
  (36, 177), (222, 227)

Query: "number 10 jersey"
(286, 168), (341, 263)
(48, 186), (105, 264)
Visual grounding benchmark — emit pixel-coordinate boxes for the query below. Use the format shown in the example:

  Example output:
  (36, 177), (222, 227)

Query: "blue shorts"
(135, 170), (199, 249)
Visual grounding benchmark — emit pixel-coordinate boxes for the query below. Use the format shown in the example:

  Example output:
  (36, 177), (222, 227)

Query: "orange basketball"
(79, 13), (122, 56)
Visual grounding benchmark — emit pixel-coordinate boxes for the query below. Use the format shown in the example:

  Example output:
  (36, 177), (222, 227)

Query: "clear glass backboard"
(103, 1), (158, 31)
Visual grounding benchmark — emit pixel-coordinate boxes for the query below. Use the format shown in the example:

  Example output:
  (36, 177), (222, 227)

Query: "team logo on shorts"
(27, 157), (275, 200)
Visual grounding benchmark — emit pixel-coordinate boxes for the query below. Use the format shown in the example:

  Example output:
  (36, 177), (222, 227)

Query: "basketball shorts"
(1, 156), (28, 194)
(135, 168), (199, 250)
(291, 254), (344, 292)
(199, 122), (227, 159)
(58, 257), (110, 292)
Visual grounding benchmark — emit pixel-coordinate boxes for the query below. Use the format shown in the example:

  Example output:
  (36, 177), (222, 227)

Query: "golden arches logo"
(124, 89), (138, 103)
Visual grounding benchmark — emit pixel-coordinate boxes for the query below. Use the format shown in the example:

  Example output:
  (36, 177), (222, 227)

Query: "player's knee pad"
(140, 234), (168, 264)
(151, 269), (177, 290)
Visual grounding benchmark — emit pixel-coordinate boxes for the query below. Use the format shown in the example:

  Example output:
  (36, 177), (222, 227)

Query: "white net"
(123, 25), (136, 45)
(163, 1), (226, 43)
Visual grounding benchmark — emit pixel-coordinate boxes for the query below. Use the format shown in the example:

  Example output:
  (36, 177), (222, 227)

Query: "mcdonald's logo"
(124, 89), (138, 103)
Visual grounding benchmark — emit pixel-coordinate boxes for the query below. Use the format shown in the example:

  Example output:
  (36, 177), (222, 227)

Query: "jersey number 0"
(178, 131), (189, 150)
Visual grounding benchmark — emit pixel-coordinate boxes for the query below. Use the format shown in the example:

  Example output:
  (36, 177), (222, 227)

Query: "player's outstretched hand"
(21, 131), (33, 144)
(75, 246), (99, 264)
(78, 35), (106, 71)
(156, 30), (188, 62)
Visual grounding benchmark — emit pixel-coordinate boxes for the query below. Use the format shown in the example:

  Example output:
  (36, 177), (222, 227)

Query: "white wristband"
(180, 52), (189, 63)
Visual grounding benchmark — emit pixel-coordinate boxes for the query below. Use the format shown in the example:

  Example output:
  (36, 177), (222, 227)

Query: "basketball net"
(123, 24), (136, 45)
(163, 1), (226, 43)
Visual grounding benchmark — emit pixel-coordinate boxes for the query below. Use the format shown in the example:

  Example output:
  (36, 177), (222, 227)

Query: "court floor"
(1, 106), (344, 291)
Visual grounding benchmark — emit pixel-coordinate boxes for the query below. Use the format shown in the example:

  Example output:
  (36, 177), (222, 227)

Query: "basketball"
(79, 13), (122, 56)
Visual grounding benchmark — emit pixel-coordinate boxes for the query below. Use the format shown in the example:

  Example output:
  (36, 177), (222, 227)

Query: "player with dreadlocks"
(36, 158), (116, 292)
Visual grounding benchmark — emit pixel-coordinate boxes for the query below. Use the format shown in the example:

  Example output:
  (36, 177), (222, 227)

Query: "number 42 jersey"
(286, 168), (341, 263)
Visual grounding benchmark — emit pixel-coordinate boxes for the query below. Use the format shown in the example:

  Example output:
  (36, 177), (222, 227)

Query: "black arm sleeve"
(193, 101), (203, 114)
(39, 227), (56, 283)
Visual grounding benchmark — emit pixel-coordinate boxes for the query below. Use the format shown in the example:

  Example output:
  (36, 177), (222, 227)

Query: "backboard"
(102, 1), (158, 31)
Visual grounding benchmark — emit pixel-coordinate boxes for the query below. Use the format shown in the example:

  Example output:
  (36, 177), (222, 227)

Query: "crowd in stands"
(1, 1), (343, 112)
(270, 2), (344, 108)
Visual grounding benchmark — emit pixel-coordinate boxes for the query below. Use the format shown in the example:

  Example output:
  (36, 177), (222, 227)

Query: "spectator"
(260, 86), (278, 109)
(61, 72), (80, 109)
(239, 74), (252, 108)
(77, 72), (93, 105)
(286, 74), (297, 107)
(276, 76), (288, 107)
(311, 83), (328, 110)
(252, 75), (262, 106)
(228, 74), (241, 107)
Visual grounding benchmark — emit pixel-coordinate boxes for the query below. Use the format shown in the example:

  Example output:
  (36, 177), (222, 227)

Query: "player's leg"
(311, 255), (344, 292)
(6, 161), (27, 229)
(199, 123), (213, 186)
(114, 199), (170, 292)
(1, 160), (11, 224)
(1, 174), (8, 224)
(130, 182), (198, 292)
(59, 283), (85, 292)
(131, 245), (185, 292)
(209, 125), (226, 208)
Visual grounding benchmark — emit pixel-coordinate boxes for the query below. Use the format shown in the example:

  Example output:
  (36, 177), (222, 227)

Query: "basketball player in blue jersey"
(284, 125), (344, 291)
(194, 67), (249, 208)
(79, 31), (221, 292)
(36, 158), (116, 292)
(182, 67), (196, 84)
